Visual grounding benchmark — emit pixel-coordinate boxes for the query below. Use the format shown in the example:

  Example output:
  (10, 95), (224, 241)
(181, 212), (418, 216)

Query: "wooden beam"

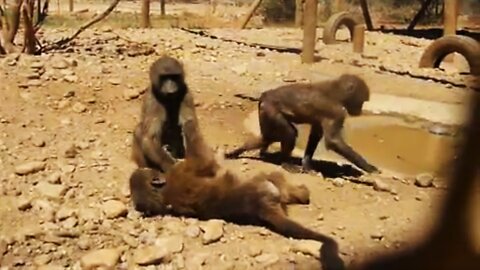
(359, 0), (373, 31)
(407, 0), (434, 31)
(444, 0), (459, 36)
(301, 0), (318, 63)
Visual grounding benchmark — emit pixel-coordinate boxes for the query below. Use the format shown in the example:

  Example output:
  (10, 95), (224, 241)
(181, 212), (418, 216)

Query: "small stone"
(52, 59), (69, 69)
(248, 246), (262, 257)
(101, 200), (128, 219)
(201, 219), (224, 245)
(72, 102), (87, 113)
(56, 206), (76, 221)
(291, 240), (322, 258)
(123, 88), (141, 100)
(27, 79), (42, 87)
(36, 182), (67, 199)
(331, 178), (345, 187)
(133, 246), (169, 266)
(373, 179), (392, 193)
(33, 254), (52, 265)
(80, 248), (121, 269)
(108, 78), (121, 85)
(15, 161), (46, 175)
(370, 231), (384, 240)
(185, 225), (201, 238)
(63, 75), (78, 83)
(254, 253), (279, 266)
(415, 173), (434, 188)
(17, 197), (32, 211)
(47, 172), (61, 184)
(30, 61), (45, 69)
(155, 235), (184, 254)
(32, 138), (46, 147)
(64, 144), (78, 158)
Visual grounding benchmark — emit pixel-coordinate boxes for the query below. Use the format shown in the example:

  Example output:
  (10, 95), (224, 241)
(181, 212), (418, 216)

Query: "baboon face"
(343, 76), (370, 116)
(150, 56), (186, 97)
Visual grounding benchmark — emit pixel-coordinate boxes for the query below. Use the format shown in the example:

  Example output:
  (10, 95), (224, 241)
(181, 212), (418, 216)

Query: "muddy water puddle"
(296, 115), (459, 177)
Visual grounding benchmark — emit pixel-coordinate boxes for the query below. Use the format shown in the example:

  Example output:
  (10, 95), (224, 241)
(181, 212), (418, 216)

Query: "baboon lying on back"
(226, 74), (379, 174)
(130, 120), (344, 269)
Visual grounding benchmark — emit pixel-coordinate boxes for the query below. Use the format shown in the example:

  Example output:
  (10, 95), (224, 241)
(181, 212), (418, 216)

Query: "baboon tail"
(224, 136), (265, 158)
(129, 168), (169, 216)
(262, 210), (346, 270)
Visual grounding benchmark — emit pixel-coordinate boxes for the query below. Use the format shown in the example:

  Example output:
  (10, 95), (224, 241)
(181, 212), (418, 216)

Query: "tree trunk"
(302, 0), (317, 63)
(141, 0), (150, 28)
(295, 0), (303, 27)
(69, 0), (73, 12)
(160, 0), (165, 16)
(238, 0), (262, 29)
(359, 0), (373, 30)
(22, 4), (36, 54)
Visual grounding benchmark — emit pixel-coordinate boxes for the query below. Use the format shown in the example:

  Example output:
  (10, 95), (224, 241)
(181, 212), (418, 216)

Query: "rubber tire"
(323, 12), (361, 45)
(419, 35), (480, 75)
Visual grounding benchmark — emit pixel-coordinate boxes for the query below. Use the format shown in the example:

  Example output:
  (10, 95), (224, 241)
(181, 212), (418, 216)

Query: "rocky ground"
(0, 9), (478, 270)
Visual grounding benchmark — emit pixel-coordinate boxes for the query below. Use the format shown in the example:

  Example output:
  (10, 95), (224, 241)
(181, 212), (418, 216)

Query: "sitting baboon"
(226, 74), (379, 174)
(131, 55), (199, 176)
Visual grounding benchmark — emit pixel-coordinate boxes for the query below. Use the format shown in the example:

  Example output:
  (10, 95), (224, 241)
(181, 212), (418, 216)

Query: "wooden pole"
(302, 0), (318, 63)
(359, 0), (373, 30)
(443, 0), (459, 62)
(160, 0), (165, 16)
(69, 0), (73, 12)
(141, 0), (151, 28)
(353, 25), (365, 53)
(295, 0), (304, 27)
(407, 0), (433, 31)
(238, 0), (262, 29)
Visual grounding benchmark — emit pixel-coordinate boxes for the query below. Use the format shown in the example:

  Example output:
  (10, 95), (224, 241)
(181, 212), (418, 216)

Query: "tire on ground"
(419, 35), (480, 75)
(323, 12), (362, 45)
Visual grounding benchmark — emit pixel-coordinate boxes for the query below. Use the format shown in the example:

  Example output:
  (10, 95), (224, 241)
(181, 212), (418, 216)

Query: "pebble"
(32, 138), (46, 147)
(80, 248), (122, 269)
(56, 206), (76, 221)
(133, 245), (170, 266)
(64, 144), (78, 158)
(52, 59), (69, 69)
(290, 240), (322, 258)
(373, 179), (392, 193)
(35, 182), (67, 199)
(185, 225), (201, 238)
(101, 200), (128, 219)
(14, 161), (46, 175)
(27, 79), (42, 87)
(72, 102), (87, 113)
(33, 254), (52, 265)
(201, 219), (224, 244)
(17, 197), (32, 211)
(30, 61), (45, 69)
(331, 177), (345, 187)
(415, 173), (434, 188)
(47, 172), (62, 184)
(108, 78), (121, 85)
(155, 235), (184, 254)
(254, 253), (279, 266)
(63, 75), (78, 83)
(370, 231), (384, 240)
(123, 88), (141, 100)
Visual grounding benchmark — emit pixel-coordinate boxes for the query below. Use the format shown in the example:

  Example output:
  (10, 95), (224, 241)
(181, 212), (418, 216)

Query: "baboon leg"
(264, 172), (310, 204)
(323, 119), (378, 173)
(302, 124), (323, 172)
(225, 136), (270, 158)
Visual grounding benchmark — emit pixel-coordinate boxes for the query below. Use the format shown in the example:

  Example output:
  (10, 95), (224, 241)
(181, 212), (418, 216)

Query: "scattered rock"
(17, 197), (32, 211)
(14, 161), (46, 175)
(56, 206), (76, 221)
(32, 138), (46, 147)
(291, 240), (322, 258)
(64, 144), (78, 158)
(155, 235), (184, 254)
(63, 75), (78, 83)
(47, 172), (62, 184)
(35, 182), (67, 199)
(52, 59), (69, 69)
(331, 178), (345, 187)
(248, 246), (262, 257)
(254, 253), (279, 266)
(123, 88), (141, 100)
(185, 225), (201, 238)
(30, 61), (45, 69)
(373, 179), (392, 193)
(80, 248), (121, 269)
(72, 102), (87, 113)
(201, 219), (224, 244)
(101, 200), (128, 219)
(133, 245), (170, 266)
(28, 79), (42, 87)
(108, 78), (121, 85)
(33, 254), (52, 265)
(415, 173), (434, 188)
(370, 231), (384, 240)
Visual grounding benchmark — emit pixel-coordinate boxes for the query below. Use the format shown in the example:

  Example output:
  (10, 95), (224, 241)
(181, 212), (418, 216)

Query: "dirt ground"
(0, 2), (479, 270)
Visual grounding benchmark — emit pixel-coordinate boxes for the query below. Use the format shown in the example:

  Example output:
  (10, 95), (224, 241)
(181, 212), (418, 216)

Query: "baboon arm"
(141, 133), (176, 172)
(322, 118), (378, 173)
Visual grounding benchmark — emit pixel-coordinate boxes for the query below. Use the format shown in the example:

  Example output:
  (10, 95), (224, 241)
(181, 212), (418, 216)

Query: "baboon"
(130, 120), (344, 269)
(226, 74), (379, 174)
(131, 55), (199, 176)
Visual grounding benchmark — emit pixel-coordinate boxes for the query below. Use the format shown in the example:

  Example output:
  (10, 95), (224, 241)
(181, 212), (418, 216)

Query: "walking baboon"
(130, 120), (344, 270)
(131, 55), (199, 176)
(226, 74), (379, 174)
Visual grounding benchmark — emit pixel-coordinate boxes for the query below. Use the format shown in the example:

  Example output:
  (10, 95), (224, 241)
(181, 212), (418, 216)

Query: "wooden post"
(302, 0), (318, 63)
(295, 0), (304, 27)
(160, 0), (165, 16)
(359, 0), (373, 30)
(443, 0), (459, 62)
(69, 0), (74, 12)
(238, 0), (262, 29)
(353, 25), (365, 53)
(141, 0), (151, 28)
(57, 0), (60, 14)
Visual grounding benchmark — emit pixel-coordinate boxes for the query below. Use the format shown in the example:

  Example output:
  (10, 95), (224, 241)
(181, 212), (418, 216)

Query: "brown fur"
(226, 74), (378, 173)
(131, 55), (199, 173)
(129, 120), (344, 269)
